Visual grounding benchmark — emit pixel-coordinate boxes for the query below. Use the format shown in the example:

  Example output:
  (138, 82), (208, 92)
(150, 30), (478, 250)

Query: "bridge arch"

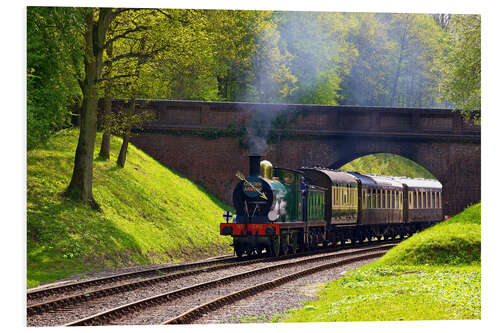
(331, 152), (438, 181)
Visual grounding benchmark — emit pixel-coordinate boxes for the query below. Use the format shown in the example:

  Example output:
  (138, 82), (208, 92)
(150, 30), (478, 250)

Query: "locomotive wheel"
(234, 242), (244, 258)
(288, 233), (298, 254)
(235, 248), (244, 258)
(280, 235), (289, 256)
(268, 237), (280, 257)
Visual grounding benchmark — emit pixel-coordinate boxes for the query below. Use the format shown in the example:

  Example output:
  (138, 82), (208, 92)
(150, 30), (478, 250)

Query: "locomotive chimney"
(248, 155), (261, 177)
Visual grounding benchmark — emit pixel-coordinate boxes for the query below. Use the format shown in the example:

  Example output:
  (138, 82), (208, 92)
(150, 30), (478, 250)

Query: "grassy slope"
(279, 203), (481, 322)
(27, 129), (232, 288)
(341, 153), (436, 179)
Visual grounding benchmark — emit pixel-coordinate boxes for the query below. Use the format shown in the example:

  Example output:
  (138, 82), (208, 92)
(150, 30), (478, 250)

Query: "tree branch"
(105, 25), (150, 48)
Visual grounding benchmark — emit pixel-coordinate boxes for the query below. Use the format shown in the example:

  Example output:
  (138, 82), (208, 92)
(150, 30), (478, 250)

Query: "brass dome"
(260, 160), (273, 179)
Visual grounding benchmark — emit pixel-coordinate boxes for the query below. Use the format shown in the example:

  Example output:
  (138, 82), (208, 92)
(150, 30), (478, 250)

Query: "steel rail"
(163, 251), (385, 324)
(65, 244), (393, 326)
(27, 254), (235, 301)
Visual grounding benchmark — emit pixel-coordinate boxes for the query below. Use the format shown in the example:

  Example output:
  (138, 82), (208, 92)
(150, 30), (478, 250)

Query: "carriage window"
(336, 187), (339, 208)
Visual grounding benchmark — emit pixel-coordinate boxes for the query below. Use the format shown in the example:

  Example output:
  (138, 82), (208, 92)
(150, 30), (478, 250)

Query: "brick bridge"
(119, 100), (480, 216)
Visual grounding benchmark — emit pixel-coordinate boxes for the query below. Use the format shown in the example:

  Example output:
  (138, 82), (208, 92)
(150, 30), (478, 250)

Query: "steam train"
(220, 155), (443, 257)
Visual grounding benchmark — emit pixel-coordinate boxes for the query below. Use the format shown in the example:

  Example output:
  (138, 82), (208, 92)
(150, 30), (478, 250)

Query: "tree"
(64, 8), (122, 210)
(381, 14), (448, 108)
(276, 12), (357, 105)
(340, 13), (392, 106)
(440, 15), (481, 121)
(27, 7), (84, 149)
(206, 10), (266, 101)
(249, 16), (297, 102)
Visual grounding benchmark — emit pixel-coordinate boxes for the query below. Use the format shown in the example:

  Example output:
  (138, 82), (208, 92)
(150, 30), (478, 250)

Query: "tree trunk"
(117, 131), (130, 168)
(65, 71), (100, 209)
(98, 94), (112, 160)
(116, 97), (135, 168)
(98, 42), (114, 160)
(390, 17), (409, 107)
(64, 8), (114, 210)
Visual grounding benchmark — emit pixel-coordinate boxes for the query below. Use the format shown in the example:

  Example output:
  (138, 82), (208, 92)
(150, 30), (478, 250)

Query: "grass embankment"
(27, 129), (232, 288)
(279, 203), (481, 322)
(341, 153), (436, 179)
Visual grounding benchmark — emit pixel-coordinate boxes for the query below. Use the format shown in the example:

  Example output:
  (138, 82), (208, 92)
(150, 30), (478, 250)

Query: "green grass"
(341, 153), (436, 179)
(277, 203), (481, 322)
(27, 129), (233, 288)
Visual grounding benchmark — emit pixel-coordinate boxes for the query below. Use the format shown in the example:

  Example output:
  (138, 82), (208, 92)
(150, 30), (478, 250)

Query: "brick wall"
(121, 100), (480, 216)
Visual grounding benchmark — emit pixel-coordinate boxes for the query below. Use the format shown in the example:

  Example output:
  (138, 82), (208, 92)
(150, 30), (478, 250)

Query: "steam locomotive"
(220, 155), (443, 257)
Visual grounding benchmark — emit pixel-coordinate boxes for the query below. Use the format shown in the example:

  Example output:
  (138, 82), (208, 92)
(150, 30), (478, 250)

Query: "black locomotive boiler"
(220, 155), (443, 257)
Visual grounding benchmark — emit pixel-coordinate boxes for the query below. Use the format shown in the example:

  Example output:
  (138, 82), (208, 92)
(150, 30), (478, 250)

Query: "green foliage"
(278, 203), (481, 322)
(277, 12), (355, 105)
(340, 153), (436, 179)
(440, 15), (481, 121)
(340, 13), (393, 105)
(27, 129), (232, 287)
(27, 9), (464, 113)
(27, 7), (84, 149)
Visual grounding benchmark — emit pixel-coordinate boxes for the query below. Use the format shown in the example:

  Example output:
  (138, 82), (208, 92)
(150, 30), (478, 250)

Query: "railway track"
(27, 254), (236, 302)
(61, 243), (392, 326)
(27, 237), (398, 306)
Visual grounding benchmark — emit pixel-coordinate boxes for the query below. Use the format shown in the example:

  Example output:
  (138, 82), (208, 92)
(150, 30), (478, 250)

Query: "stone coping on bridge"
(123, 98), (478, 115)
(107, 99), (480, 141)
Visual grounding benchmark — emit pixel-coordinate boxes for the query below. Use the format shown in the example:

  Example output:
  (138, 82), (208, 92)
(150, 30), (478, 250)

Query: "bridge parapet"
(121, 100), (479, 142)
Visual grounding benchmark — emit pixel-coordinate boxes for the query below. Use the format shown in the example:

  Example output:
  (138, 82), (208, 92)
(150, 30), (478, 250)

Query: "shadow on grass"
(27, 194), (145, 285)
